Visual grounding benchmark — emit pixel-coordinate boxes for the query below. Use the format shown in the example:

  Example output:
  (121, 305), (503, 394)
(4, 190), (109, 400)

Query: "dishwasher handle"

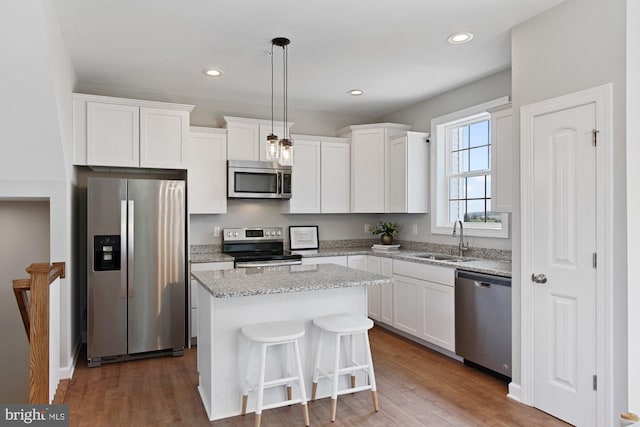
(456, 269), (511, 287)
(475, 281), (492, 288)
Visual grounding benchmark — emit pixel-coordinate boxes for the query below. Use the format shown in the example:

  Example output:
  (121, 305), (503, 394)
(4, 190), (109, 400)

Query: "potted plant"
(370, 221), (400, 245)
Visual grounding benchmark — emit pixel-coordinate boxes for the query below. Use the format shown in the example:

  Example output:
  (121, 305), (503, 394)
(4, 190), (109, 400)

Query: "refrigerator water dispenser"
(94, 235), (121, 271)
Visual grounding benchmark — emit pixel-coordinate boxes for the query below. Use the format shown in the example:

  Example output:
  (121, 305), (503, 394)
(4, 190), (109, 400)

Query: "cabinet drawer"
(191, 261), (234, 272)
(393, 259), (454, 286)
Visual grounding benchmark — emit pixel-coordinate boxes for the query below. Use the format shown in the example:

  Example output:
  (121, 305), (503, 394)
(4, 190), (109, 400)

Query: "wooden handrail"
(12, 262), (65, 404)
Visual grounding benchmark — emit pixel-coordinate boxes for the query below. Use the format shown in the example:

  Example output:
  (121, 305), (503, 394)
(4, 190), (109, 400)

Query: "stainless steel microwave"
(227, 160), (292, 199)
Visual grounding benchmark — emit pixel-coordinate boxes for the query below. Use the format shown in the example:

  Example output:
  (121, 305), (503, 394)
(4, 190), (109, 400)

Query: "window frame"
(430, 96), (510, 238)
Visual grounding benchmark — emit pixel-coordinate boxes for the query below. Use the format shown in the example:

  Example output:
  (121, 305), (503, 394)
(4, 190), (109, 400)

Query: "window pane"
(450, 149), (468, 173)
(465, 200), (486, 222)
(469, 146), (489, 171)
(449, 200), (464, 223)
(487, 211), (502, 223)
(461, 126), (470, 149)
(466, 176), (486, 199)
(469, 121), (489, 147)
(449, 177), (466, 200)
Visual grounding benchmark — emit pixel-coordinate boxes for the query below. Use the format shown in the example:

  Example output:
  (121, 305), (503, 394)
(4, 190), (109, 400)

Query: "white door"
(531, 102), (597, 425)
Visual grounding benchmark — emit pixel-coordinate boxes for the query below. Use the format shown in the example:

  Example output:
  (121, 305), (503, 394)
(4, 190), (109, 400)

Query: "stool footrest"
(336, 384), (372, 396)
(262, 398), (304, 411)
(263, 376), (300, 388)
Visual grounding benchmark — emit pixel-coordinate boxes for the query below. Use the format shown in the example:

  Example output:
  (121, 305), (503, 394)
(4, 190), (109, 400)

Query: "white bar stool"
(311, 313), (379, 422)
(240, 321), (310, 427)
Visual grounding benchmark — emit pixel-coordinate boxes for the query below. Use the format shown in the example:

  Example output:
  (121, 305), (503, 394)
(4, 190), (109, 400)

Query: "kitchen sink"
(410, 253), (472, 262)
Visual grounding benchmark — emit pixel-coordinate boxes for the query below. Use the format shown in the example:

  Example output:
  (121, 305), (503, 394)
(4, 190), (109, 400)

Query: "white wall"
(627, 0), (639, 415)
(190, 199), (378, 245)
(380, 68), (512, 250)
(511, 0), (627, 421)
(0, 0), (77, 390)
(0, 202), (50, 403)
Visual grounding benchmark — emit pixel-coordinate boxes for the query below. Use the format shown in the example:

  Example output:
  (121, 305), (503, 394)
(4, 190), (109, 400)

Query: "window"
(431, 97), (509, 238)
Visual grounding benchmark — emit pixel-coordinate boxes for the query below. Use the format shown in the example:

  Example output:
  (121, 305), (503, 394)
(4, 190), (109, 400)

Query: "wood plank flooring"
(64, 327), (569, 426)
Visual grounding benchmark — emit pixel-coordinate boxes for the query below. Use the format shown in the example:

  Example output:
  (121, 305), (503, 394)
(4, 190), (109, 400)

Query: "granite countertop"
(190, 246), (511, 278)
(192, 263), (393, 298)
(292, 247), (512, 278)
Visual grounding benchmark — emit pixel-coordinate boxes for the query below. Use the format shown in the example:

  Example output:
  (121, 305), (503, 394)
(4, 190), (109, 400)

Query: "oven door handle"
(235, 260), (302, 268)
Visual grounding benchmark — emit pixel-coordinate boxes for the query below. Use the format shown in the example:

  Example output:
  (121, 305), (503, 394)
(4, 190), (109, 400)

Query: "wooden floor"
(64, 327), (569, 426)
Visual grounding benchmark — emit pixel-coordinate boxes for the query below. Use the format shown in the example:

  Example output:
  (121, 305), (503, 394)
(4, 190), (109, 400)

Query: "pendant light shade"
(271, 37), (294, 166)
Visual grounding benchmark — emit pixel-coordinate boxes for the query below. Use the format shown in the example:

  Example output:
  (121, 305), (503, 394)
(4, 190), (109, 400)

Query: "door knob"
(531, 273), (547, 284)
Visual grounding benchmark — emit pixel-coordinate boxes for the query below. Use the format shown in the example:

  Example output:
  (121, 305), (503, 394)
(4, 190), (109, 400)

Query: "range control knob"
(233, 231), (238, 237)
(276, 230), (282, 236)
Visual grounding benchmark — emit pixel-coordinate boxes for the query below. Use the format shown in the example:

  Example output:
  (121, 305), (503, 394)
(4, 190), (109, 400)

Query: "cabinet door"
(188, 129), (227, 214)
(259, 124), (287, 161)
(490, 107), (513, 212)
(227, 121), (260, 161)
(87, 102), (140, 167)
(288, 140), (321, 213)
(387, 135), (407, 212)
(351, 128), (385, 212)
(366, 256), (382, 321)
(421, 281), (455, 351)
(380, 257), (393, 324)
(393, 274), (421, 337)
(140, 107), (189, 169)
(347, 254), (368, 271)
(321, 141), (350, 213)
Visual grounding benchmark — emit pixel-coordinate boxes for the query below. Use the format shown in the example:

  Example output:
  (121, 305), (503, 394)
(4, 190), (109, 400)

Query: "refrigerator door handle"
(128, 200), (134, 298)
(120, 200), (127, 299)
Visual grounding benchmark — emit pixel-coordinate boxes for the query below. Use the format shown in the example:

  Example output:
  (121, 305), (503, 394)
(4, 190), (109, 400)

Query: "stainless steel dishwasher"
(455, 270), (512, 378)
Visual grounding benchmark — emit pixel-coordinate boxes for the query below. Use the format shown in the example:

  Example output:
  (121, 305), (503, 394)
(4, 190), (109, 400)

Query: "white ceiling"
(53, 0), (565, 118)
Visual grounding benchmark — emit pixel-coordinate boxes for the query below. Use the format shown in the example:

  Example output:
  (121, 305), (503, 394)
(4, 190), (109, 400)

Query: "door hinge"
(593, 374), (597, 390)
(593, 252), (597, 269)
(592, 129), (599, 146)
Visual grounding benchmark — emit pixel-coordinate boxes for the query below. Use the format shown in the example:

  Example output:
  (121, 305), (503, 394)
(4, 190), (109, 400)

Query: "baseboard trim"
(59, 338), (81, 380)
(507, 382), (523, 403)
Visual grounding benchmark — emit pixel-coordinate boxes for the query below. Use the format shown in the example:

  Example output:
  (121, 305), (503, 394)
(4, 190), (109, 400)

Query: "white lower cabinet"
(190, 261), (234, 338)
(301, 256), (348, 266)
(392, 259), (455, 352)
(365, 256), (393, 324)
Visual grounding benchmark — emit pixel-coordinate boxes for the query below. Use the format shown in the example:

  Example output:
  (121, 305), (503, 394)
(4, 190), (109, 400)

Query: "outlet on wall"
(364, 224), (371, 234)
(213, 226), (221, 237)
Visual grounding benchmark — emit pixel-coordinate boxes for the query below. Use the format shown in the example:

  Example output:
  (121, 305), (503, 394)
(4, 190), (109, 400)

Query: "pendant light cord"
(270, 43), (274, 135)
(283, 43), (287, 140)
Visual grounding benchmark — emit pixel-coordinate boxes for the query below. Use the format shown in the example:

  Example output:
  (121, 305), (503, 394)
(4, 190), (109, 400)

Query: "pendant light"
(265, 41), (279, 161)
(272, 37), (293, 166)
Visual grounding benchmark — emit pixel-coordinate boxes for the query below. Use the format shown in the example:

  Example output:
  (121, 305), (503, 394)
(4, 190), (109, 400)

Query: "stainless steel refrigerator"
(87, 177), (186, 366)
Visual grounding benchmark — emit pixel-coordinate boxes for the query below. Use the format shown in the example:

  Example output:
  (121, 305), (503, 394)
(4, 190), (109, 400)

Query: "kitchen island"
(191, 263), (392, 421)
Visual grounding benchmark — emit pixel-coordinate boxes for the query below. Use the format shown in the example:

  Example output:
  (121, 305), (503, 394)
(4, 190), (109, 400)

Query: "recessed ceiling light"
(203, 69), (223, 77)
(447, 32), (474, 44)
(348, 89), (364, 96)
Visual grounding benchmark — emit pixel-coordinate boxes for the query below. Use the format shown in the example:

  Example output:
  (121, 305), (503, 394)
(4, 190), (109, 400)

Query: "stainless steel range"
(223, 227), (302, 268)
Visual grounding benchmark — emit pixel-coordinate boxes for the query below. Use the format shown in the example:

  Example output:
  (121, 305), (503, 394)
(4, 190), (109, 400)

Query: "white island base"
(196, 284), (368, 421)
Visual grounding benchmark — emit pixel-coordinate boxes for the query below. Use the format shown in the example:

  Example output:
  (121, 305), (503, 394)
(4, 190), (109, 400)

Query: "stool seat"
(313, 313), (373, 333)
(241, 321), (305, 342)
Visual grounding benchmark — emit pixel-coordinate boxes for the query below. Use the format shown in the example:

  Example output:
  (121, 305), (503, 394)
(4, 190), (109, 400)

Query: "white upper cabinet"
(74, 93), (194, 169)
(284, 134), (350, 214)
(287, 139), (321, 213)
(338, 123), (417, 213)
(188, 127), (227, 214)
(223, 116), (293, 162)
(387, 131), (429, 213)
(321, 140), (350, 213)
(140, 107), (189, 168)
(87, 102), (140, 167)
(489, 104), (513, 213)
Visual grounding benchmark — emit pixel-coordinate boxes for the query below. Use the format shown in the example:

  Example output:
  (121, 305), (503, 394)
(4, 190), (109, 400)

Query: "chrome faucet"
(452, 220), (469, 257)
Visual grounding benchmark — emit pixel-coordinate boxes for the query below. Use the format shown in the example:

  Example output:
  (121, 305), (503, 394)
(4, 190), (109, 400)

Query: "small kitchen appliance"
(227, 160), (292, 199)
(223, 227), (302, 268)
